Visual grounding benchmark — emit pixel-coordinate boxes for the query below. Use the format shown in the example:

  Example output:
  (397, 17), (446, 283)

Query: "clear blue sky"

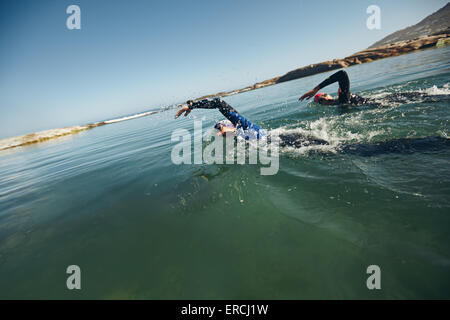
(0, 0), (448, 138)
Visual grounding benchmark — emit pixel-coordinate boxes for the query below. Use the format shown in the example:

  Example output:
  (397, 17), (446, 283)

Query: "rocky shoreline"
(196, 33), (449, 101)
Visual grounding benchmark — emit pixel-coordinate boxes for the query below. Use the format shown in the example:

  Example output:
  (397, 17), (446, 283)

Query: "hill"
(369, 3), (450, 48)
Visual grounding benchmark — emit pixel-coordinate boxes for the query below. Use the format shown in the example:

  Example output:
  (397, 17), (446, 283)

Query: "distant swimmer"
(299, 70), (441, 106)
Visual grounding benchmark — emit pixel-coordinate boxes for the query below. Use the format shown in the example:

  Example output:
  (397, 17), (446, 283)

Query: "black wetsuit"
(316, 70), (440, 106)
(317, 70), (371, 105)
(188, 98), (239, 121)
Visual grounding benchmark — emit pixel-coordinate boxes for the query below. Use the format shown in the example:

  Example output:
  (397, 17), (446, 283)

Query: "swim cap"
(214, 120), (236, 136)
(314, 92), (325, 103)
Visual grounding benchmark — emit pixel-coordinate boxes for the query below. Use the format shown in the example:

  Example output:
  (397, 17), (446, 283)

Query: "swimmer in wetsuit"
(299, 70), (371, 105)
(175, 98), (328, 147)
(175, 98), (265, 140)
(298, 69), (438, 106)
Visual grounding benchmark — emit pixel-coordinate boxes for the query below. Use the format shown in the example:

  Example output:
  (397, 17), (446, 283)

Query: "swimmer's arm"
(316, 70), (349, 90)
(189, 99), (221, 110)
(175, 105), (191, 118)
(299, 87), (320, 101)
(175, 98), (238, 119)
(299, 70), (349, 101)
(175, 99), (221, 118)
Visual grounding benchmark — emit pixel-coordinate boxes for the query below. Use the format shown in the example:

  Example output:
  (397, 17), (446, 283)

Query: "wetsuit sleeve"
(188, 98), (239, 124)
(316, 70), (350, 104)
(188, 99), (223, 110)
(188, 98), (255, 131)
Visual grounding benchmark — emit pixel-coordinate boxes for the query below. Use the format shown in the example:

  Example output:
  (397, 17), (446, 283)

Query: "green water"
(0, 47), (449, 299)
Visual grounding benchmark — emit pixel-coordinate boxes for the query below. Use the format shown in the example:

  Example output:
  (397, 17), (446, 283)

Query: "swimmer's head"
(314, 92), (325, 103)
(314, 92), (335, 105)
(214, 120), (236, 136)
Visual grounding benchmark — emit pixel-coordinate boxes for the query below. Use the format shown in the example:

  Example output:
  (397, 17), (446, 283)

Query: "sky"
(0, 0), (448, 138)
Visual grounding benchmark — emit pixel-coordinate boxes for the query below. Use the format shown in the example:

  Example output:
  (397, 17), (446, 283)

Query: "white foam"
(417, 83), (450, 95)
(102, 111), (157, 124)
(271, 114), (386, 156)
(367, 83), (450, 99)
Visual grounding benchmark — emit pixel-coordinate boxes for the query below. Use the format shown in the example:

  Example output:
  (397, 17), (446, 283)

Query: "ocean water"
(0, 47), (449, 299)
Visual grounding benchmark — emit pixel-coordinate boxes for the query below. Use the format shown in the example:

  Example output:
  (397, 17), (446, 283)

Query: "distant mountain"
(194, 3), (450, 100)
(369, 2), (450, 48)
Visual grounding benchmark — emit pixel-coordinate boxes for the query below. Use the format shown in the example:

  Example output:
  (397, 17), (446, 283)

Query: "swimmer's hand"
(175, 105), (191, 119)
(299, 88), (319, 101)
